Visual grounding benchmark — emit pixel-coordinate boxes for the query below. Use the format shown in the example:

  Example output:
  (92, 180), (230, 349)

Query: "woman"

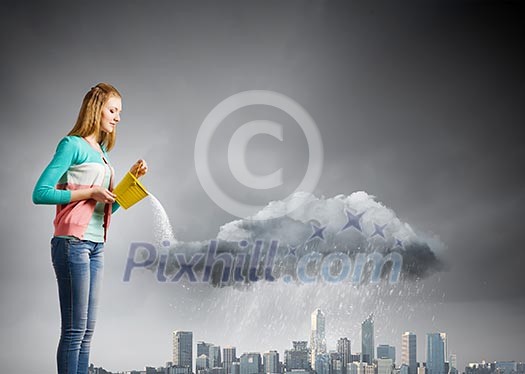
(32, 82), (148, 374)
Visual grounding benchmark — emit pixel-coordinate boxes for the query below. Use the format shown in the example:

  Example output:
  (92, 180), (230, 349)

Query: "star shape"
(340, 209), (365, 232)
(370, 223), (388, 238)
(307, 223), (327, 242)
(287, 244), (298, 256)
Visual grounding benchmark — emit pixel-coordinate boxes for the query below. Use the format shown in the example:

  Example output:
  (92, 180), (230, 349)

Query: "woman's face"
(100, 95), (122, 134)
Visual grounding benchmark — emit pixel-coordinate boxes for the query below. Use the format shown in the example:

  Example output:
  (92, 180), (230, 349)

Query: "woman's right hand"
(90, 186), (116, 204)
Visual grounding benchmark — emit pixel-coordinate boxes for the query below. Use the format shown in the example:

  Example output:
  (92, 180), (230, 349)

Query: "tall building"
(263, 351), (280, 374)
(284, 341), (310, 371)
(198, 341), (212, 358)
(427, 333), (445, 374)
(377, 345), (395, 363)
(337, 338), (352, 374)
(310, 309), (327, 370)
(224, 347), (238, 374)
(449, 354), (458, 374)
(173, 331), (193, 371)
(240, 353), (262, 374)
(315, 353), (331, 374)
(440, 333), (448, 365)
(210, 345), (222, 368)
(361, 314), (374, 364)
(402, 332), (417, 374)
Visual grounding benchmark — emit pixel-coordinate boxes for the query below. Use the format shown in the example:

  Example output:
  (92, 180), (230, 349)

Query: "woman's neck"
(84, 133), (99, 144)
(83, 133), (103, 152)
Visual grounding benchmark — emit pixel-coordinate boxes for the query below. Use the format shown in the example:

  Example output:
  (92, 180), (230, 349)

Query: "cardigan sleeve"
(32, 136), (78, 205)
(111, 201), (120, 214)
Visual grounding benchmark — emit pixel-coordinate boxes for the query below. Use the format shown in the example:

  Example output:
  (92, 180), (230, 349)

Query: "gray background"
(1, 0), (524, 373)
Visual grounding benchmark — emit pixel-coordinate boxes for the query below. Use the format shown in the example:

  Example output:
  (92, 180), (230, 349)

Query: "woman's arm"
(32, 137), (116, 205)
(32, 137), (78, 205)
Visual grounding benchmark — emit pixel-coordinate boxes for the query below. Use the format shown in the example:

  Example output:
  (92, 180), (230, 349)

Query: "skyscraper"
(310, 309), (327, 370)
(337, 337), (352, 374)
(173, 331), (193, 371)
(315, 353), (331, 374)
(224, 346), (238, 374)
(361, 314), (374, 364)
(427, 333), (445, 374)
(198, 341), (212, 358)
(210, 345), (222, 368)
(440, 333), (448, 366)
(402, 332), (417, 374)
(449, 354), (458, 374)
(284, 341), (310, 371)
(240, 353), (262, 374)
(263, 351), (280, 374)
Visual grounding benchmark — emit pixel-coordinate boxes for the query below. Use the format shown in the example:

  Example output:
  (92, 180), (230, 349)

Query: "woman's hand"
(130, 159), (148, 178)
(90, 186), (116, 204)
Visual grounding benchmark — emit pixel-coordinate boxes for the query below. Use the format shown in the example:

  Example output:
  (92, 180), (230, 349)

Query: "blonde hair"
(68, 82), (122, 152)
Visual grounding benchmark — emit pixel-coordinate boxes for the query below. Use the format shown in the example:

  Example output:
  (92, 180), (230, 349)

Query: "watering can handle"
(131, 160), (145, 178)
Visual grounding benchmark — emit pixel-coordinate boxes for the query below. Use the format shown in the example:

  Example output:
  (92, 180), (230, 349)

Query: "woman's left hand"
(130, 159), (148, 178)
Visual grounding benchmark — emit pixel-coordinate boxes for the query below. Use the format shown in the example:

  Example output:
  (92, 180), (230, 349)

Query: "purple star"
(287, 245), (298, 256)
(307, 223), (327, 241)
(340, 209), (365, 232)
(370, 223), (388, 238)
(394, 237), (404, 248)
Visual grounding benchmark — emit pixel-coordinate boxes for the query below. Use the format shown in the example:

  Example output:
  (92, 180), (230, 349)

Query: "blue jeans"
(51, 237), (104, 374)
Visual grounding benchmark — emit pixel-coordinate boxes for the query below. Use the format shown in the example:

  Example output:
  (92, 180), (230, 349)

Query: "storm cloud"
(137, 191), (445, 286)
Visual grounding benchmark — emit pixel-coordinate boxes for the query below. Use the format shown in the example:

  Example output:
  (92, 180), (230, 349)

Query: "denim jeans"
(51, 237), (104, 374)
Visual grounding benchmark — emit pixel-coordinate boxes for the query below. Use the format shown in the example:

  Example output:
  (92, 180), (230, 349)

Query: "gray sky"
(1, 0), (524, 373)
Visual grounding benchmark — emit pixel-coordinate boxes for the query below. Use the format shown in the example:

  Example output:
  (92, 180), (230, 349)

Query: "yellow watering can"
(113, 171), (149, 209)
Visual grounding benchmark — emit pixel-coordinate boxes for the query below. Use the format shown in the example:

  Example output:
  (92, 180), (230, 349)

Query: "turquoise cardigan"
(33, 135), (120, 241)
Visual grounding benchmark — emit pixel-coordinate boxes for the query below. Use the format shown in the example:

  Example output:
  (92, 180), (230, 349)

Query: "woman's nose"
(115, 113), (120, 122)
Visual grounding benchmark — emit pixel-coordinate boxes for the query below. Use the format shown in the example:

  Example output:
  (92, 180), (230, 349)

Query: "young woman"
(32, 83), (148, 374)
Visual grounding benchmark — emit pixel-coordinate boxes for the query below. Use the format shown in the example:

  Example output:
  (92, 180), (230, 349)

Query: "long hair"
(68, 82), (122, 152)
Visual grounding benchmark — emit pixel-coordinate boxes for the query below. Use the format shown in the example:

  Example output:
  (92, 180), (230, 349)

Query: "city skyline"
(88, 307), (523, 373)
(165, 308), (520, 374)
